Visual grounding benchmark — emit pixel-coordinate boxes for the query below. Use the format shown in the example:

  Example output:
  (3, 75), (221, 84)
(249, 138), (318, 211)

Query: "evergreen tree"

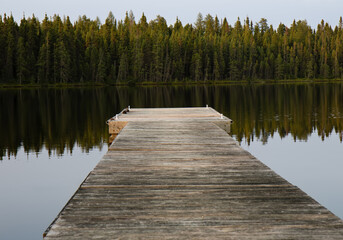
(16, 37), (28, 84)
(275, 53), (284, 79)
(58, 40), (71, 83)
(117, 51), (129, 82)
(96, 48), (106, 82)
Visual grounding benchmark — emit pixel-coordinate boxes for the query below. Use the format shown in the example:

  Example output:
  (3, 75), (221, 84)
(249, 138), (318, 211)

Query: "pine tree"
(192, 52), (202, 81)
(96, 48), (106, 82)
(57, 41), (71, 83)
(275, 53), (284, 79)
(37, 43), (48, 83)
(117, 52), (129, 82)
(195, 13), (204, 34)
(16, 37), (28, 84)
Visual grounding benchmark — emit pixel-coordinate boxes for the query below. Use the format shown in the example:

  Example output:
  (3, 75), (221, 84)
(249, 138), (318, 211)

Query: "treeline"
(1, 12), (343, 84)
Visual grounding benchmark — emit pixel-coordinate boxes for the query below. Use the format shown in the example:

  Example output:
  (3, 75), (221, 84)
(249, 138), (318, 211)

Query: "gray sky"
(2, 0), (343, 28)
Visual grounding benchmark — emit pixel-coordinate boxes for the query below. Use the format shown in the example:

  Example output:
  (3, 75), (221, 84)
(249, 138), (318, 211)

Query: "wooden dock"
(44, 107), (343, 239)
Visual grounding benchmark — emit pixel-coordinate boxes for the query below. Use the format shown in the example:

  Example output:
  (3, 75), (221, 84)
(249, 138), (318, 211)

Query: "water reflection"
(1, 83), (343, 159)
(1, 84), (343, 240)
(225, 83), (343, 144)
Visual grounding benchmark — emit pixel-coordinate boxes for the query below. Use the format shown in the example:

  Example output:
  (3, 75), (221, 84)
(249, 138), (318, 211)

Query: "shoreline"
(1, 78), (343, 89)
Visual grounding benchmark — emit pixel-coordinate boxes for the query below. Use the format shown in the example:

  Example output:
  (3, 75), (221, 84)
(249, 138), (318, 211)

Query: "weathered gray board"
(44, 107), (343, 239)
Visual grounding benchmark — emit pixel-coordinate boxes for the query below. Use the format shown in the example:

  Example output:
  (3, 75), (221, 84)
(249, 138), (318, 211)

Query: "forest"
(1, 12), (343, 84)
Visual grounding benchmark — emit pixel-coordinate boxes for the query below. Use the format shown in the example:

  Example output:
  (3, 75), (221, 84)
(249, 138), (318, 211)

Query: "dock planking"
(44, 107), (343, 239)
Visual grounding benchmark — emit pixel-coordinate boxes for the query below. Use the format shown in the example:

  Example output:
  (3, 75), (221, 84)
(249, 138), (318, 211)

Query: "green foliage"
(1, 13), (343, 84)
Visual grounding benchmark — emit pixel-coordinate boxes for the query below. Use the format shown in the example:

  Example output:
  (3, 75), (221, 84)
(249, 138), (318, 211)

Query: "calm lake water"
(0, 83), (343, 239)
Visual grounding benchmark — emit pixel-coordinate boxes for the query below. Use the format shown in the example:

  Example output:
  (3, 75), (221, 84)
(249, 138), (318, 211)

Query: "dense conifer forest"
(1, 11), (343, 85)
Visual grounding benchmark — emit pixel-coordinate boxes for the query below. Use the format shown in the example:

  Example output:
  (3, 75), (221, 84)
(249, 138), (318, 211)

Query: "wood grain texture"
(108, 121), (127, 134)
(44, 107), (343, 239)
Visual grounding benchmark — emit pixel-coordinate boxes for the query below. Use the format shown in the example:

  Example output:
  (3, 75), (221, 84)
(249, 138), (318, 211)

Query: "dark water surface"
(0, 84), (343, 239)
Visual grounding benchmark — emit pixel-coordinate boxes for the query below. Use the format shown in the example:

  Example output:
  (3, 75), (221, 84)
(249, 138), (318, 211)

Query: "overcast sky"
(2, 0), (343, 28)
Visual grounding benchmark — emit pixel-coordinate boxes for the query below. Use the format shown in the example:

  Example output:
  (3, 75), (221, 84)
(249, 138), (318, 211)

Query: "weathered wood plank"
(44, 107), (343, 239)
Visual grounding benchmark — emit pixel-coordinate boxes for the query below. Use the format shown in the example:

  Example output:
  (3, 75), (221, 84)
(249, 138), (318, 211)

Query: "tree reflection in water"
(1, 83), (343, 159)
